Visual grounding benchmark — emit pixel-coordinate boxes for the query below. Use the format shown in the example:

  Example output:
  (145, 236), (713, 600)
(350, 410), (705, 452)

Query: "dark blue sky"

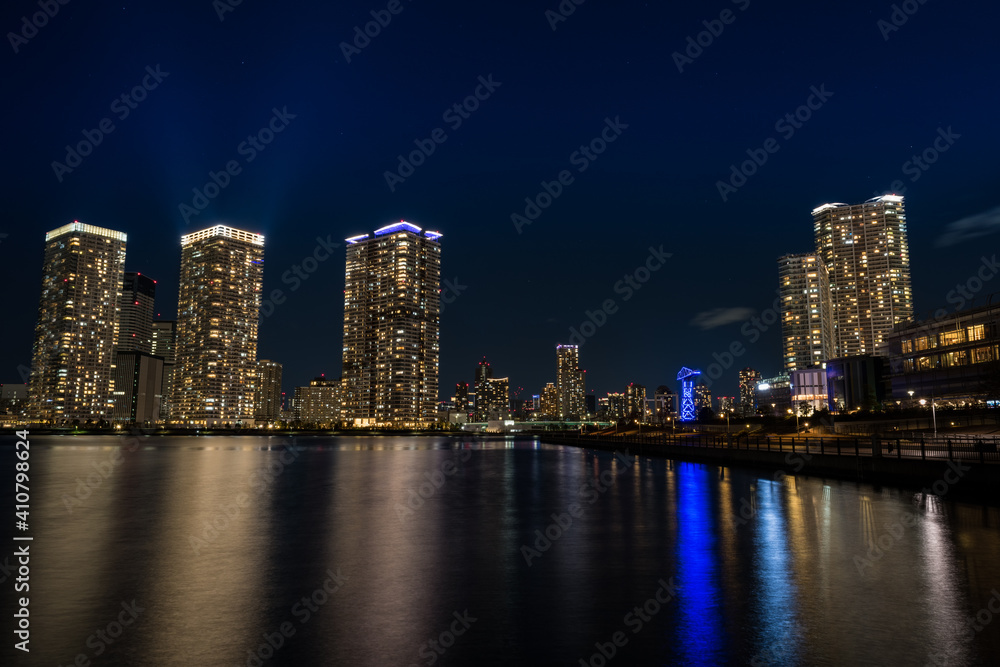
(2, 0), (998, 401)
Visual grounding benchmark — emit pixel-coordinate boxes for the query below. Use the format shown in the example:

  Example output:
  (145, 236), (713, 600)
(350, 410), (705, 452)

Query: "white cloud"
(690, 307), (755, 330)
(936, 205), (1000, 247)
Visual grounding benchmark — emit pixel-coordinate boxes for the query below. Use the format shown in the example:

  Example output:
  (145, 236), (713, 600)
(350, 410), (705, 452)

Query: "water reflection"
(3, 436), (1000, 666)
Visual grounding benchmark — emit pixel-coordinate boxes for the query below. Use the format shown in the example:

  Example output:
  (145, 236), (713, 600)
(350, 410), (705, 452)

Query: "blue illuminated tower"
(677, 367), (702, 422)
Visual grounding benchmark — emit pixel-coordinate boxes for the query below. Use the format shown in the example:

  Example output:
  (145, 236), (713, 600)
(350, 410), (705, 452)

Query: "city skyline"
(2, 2), (997, 404)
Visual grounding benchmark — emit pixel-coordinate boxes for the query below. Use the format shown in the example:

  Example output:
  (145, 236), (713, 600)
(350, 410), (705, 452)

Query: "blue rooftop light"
(374, 221), (422, 236)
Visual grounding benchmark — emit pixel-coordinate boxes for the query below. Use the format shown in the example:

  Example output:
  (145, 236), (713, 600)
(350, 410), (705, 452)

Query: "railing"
(553, 431), (1000, 464)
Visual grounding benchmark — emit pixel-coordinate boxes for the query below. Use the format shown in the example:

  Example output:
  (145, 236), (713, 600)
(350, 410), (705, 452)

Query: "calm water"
(3, 434), (1000, 666)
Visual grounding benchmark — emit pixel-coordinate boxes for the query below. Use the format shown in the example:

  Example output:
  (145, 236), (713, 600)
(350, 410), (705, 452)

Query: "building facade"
(790, 367), (828, 415)
(756, 374), (791, 416)
(826, 355), (889, 413)
(779, 253), (834, 371)
(118, 272), (156, 354)
(625, 383), (646, 421)
(738, 367), (761, 417)
(539, 382), (558, 419)
(473, 359), (493, 422)
(255, 360), (283, 422)
(170, 225), (264, 426)
(556, 344), (585, 419)
(480, 377), (510, 421)
(885, 304), (1000, 406)
(294, 377), (342, 426)
(813, 195), (913, 358)
(112, 352), (164, 424)
(342, 222), (441, 426)
(27, 222), (127, 423)
(152, 320), (177, 420)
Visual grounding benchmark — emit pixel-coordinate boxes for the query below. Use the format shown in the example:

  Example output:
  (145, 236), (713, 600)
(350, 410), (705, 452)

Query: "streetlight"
(787, 408), (798, 433)
(920, 398), (937, 436)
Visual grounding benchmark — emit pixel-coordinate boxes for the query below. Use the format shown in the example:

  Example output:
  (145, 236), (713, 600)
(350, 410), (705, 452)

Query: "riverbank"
(540, 433), (1000, 506)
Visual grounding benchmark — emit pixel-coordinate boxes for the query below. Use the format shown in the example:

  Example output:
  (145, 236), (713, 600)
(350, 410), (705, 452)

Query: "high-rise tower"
(779, 253), (834, 371)
(556, 344), (585, 419)
(170, 225), (264, 426)
(27, 222), (127, 423)
(341, 221), (441, 426)
(813, 195), (913, 357)
(118, 272), (156, 353)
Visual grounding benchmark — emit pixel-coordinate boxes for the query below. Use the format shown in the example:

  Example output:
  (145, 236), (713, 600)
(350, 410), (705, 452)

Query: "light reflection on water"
(2, 435), (999, 666)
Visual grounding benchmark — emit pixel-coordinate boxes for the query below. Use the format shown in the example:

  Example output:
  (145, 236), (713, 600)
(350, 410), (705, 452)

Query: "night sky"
(2, 0), (998, 403)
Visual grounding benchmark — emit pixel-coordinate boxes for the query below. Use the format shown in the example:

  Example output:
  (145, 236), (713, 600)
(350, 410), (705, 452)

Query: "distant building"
(717, 396), (736, 413)
(474, 359), (493, 422)
(826, 356), (889, 413)
(556, 344), (585, 419)
(779, 253), (834, 371)
(151, 320), (177, 420)
(790, 368), (828, 415)
(480, 377), (510, 420)
(738, 367), (761, 417)
(454, 382), (470, 416)
(695, 383), (713, 412)
(625, 383), (646, 421)
(112, 352), (164, 424)
(813, 195), (913, 357)
(756, 374), (791, 416)
(585, 393), (597, 416)
(885, 303), (1000, 406)
(653, 386), (676, 423)
(118, 272), (157, 354)
(341, 222), (441, 426)
(0, 384), (28, 416)
(606, 393), (627, 421)
(255, 360), (283, 422)
(28, 222), (127, 423)
(295, 377), (342, 425)
(539, 382), (558, 419)
(171, 225), (264, 427)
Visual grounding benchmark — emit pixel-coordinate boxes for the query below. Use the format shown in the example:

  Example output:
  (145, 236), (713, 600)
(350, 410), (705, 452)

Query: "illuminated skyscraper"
(738, 367), (761, 417)
(813, 195), (913, 357)
(454, 382), (469, 416)
(540, 382), (558, 419)
(118, 272), (156, 353)
(625, 383), (646, 420)
(255, 360), (283, 422)
(27, 222), (127, 423)
(170, 225), (264, 426)
(480, 377), (510, 420)
(341, 221), (441, 426)
(556, 344), (585, 420)
(779, 253), (834, 371)
(474, 358), (493, 422)
(152, 320), (177, 419)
